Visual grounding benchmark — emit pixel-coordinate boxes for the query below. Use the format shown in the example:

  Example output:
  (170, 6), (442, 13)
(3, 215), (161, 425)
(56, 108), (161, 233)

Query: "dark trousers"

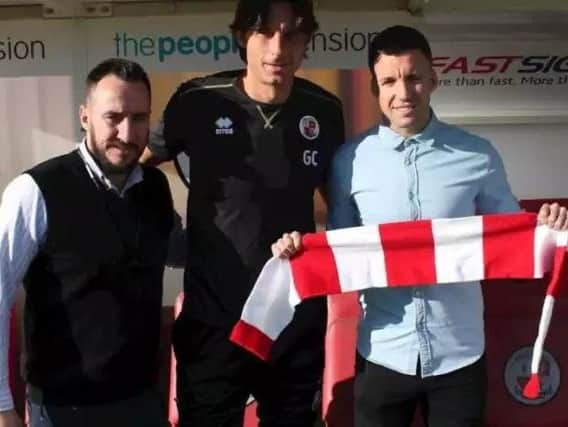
(354, 354), (487, 427)
(27, 389), (168, 427)
(173, 310), (326, 427)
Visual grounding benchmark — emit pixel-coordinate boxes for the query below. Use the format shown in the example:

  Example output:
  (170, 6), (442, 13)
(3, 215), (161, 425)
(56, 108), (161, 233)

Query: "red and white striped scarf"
(230, 213), (568, 399)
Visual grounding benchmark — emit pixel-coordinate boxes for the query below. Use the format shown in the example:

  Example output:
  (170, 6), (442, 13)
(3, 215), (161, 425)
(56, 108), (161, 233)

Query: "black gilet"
(23, 150), (173, 405)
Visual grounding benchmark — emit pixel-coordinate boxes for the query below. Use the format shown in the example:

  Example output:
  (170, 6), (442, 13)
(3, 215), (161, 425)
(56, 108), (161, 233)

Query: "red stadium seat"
(321, 293), (359, 426)
(167, 292), (184, 427)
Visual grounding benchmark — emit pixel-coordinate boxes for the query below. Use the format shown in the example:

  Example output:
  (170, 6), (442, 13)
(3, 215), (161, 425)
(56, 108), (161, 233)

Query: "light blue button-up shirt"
(327, 114), (520, 377)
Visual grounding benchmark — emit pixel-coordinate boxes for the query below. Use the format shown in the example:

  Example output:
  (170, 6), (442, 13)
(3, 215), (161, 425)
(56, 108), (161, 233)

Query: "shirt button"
(409, 191), (414, 200)
(405, 157), (412, 166)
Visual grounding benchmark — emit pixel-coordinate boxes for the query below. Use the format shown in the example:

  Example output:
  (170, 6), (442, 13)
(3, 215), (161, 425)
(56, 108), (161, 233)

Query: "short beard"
(96, 156), (134, 175)
(86, 127), (139, 176)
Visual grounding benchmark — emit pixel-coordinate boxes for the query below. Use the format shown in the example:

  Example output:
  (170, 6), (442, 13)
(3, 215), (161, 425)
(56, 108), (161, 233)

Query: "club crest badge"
(299, 115), (320, 141)
(504, 346), (560, 406)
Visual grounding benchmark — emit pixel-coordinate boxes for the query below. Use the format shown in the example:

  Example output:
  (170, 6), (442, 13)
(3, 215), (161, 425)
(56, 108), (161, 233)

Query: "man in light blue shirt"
(325, 25), (568, 427)
(273, 25), (568, 427)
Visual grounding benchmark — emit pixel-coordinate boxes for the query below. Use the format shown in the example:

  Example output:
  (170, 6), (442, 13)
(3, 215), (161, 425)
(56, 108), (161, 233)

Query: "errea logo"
(215, 117), (234, 135)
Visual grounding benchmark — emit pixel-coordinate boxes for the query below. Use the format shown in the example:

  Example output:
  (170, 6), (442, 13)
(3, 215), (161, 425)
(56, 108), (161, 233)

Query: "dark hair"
(85, 58), (151, 100)
(368, 26), (433, 96)
(230, 0), (319, 61)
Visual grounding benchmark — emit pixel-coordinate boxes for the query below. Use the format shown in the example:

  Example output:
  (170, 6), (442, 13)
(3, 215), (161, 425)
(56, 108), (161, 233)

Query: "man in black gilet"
(0, 58), (173, 427)
(142, 1), (345, 425)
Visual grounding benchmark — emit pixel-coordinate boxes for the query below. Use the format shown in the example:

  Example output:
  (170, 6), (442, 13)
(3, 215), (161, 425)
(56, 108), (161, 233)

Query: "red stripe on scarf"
(483, 214), (535, 279)
(291, 232), (342, 299)
(547, 246), (568, 297)
(379, 220), (437, 285)
(230, 320), (273, 361)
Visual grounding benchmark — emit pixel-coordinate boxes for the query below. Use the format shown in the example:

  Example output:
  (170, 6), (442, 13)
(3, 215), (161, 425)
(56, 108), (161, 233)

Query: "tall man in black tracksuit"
(0, 59), (173, 427)
(142, 1), (345, 425)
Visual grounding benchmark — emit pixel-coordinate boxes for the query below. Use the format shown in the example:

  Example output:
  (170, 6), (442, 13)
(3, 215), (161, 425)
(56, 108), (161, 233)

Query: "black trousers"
(172, 307), (326, 427)
(354, 354), (487, 427)
(27, 389), (168, 427)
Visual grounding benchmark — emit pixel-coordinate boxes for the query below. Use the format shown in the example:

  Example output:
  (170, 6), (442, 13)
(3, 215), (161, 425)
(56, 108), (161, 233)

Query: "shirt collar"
(377, 110), (440, 150)
(78, 139), (143, 196)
